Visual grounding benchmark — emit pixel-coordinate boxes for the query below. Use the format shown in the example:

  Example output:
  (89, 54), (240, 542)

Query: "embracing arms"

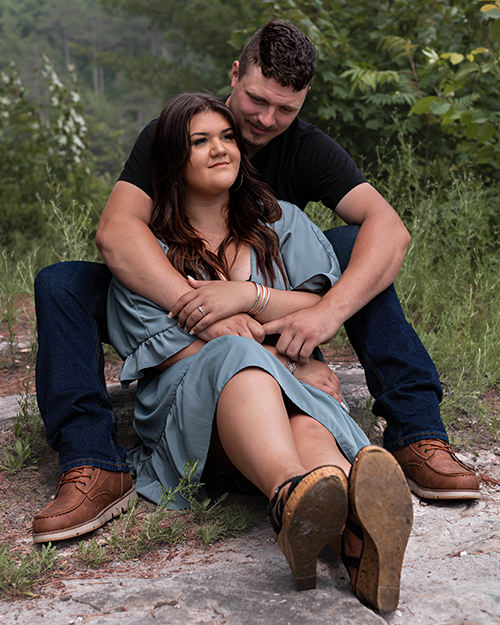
(96, 181), (264, 342)
(264, 183), (410, 360)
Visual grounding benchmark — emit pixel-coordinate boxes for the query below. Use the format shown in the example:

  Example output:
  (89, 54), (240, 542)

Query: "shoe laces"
(417, 439), (456, 457)
(54, 466), (95, 498)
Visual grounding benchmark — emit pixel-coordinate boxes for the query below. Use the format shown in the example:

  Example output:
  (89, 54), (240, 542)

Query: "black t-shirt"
(118, 116), (366, 211)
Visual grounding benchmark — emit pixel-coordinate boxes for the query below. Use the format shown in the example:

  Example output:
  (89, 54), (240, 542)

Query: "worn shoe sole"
(32, 486), (138, 544)
(350, 446), (413, 612)
(406, 478), (480, 500)
(278, 466), (348, 591)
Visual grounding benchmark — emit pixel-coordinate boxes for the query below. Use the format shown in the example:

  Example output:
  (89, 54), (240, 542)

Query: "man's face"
(228, 61), (309, 156)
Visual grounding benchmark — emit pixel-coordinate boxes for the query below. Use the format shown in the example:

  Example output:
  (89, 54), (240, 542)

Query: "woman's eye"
(192, 137), (207, 146)
(222, 133), (235, 141)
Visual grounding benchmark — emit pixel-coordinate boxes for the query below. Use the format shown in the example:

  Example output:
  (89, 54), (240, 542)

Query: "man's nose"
(257, 107), (276, 129)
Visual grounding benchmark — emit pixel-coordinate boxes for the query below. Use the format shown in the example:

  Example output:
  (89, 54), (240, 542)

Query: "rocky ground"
(1, 314), (499, 624)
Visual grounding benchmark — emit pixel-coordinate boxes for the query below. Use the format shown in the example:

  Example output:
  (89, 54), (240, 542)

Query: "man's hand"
(263, 302), (340, 362)
(293, 359), (343, 404)
(197, 313), (265, 343)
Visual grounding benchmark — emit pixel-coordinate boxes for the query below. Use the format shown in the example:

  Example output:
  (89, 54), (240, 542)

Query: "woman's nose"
(210, 139), (226, 156)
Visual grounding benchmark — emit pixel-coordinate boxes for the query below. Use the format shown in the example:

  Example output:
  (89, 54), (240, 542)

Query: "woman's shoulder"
(269, 200), (313, 235)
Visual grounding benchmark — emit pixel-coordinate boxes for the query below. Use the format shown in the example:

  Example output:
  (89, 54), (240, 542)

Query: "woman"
(107, 93), (412, 611)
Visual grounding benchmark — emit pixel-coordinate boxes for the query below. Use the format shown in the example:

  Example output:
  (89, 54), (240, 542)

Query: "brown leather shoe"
(32, 466), (137, 543)
(392, 439), (480, 500)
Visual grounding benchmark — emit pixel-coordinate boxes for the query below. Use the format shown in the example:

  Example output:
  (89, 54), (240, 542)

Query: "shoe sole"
(278, 466), (348, 591)
(407, 478), (481, 500)
(350, 446), (413, 612)
(32, 487), (138, 543)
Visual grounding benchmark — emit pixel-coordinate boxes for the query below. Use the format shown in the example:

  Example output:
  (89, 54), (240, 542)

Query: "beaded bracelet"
(286, 359), (297, 375)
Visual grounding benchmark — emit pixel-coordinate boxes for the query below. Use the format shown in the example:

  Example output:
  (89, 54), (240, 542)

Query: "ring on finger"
(198, 305), (206, 316)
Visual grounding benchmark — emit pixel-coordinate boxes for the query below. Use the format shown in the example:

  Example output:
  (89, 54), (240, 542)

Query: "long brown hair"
(150, 92), (286, 286)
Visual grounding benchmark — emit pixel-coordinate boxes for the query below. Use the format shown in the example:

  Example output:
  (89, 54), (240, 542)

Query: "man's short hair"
(239, 19), (316, 91)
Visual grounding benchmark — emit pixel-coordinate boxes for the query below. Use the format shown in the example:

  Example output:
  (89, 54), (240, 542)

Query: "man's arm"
(96, 181), (190, 310)
(96, 181), (265, 342)
(324, 181), (410, 327)
(263, 182), (410, 361)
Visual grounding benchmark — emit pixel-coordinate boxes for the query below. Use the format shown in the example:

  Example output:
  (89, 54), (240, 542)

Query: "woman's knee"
(289, 413), (326, 435)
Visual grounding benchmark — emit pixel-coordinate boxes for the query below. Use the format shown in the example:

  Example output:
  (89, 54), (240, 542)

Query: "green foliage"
(187, 491), (255, 545)
(77, 537), (109, 568)
(1, 350), (46, 474)
(372, 141), (500, 430)
(230, 1), (500, 177)
(0, 542), (59, 598)
(0, 56), (108, 259)
(77, 463), (255, 566)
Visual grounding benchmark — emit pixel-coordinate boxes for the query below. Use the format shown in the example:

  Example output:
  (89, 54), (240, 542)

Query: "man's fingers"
(248, 318), (265, 343)
(262, 319), (284, 335)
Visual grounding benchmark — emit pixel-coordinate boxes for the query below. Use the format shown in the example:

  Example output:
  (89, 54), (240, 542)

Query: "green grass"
(77, 464), (256, 566)
(0, 543), (59, 598)
(305, 145), (499, 436)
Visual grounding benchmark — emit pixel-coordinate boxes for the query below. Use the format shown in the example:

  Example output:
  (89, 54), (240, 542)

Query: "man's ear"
(231, 61), (240, 88)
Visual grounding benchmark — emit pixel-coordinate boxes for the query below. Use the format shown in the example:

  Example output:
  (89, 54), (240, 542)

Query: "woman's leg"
(216, 367), (350, 591)
(289, 413), (351, 476)
(216, 369), (352, 493)
(216, 368), (306, 499)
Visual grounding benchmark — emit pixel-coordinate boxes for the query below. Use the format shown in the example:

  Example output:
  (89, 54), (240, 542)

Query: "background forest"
(1, 0), (499, 432)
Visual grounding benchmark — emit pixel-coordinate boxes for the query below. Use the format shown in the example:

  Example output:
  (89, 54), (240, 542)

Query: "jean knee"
(323, 225), (360, 272)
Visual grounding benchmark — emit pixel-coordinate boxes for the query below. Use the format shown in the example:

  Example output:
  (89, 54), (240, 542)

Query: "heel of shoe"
(277, 531), (318, 590)
(277, 466), (348, 591)
(350, 446), (413, 612)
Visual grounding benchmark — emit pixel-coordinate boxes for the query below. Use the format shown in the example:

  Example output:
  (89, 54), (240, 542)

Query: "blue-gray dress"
(107, 201), (369, 507)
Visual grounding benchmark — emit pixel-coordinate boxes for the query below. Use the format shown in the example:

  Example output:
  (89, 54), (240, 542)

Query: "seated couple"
(112, 93), (411, 610)
(32, 20), (479, 613)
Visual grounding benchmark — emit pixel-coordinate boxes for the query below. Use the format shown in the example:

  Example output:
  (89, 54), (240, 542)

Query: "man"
(33, 20), (479, 543)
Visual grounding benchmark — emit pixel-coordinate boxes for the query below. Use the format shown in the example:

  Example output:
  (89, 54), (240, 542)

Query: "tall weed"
(378, 147), (500, 430)
(306, 140), (499, 432)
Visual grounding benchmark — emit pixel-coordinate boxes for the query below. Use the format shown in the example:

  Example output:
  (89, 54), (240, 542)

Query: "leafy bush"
(0, 57), (108, 260)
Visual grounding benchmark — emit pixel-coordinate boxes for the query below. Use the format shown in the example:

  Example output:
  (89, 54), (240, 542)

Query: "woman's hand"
(169, 277), (255, 333)
(293, 359), (344, 405)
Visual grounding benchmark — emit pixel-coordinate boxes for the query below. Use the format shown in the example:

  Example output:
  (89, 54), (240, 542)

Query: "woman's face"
(183, 110), (241, 197)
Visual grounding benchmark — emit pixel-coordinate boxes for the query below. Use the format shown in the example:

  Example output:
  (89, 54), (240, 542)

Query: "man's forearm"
(98, 223), (192, 310)
(95, 181), (192, 311)
(323, 211), (410, 328)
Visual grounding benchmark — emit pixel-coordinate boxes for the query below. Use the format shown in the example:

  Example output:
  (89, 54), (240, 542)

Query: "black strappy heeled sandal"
(268, 465), (348, 591)
(340, 515), (364, 586)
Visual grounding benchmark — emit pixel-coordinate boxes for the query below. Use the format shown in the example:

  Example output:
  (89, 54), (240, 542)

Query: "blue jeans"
(35, 261), (128, 473)
(34, 227), (446, 472)
(324, 226), (446, 449)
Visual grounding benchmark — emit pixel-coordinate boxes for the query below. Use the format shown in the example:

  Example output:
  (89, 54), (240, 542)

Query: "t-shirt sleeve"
(273, 201), (341, 292)
(118, 119), (157, 199)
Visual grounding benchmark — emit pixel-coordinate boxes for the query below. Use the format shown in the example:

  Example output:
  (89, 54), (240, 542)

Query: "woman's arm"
(169, 277), (322, 334)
